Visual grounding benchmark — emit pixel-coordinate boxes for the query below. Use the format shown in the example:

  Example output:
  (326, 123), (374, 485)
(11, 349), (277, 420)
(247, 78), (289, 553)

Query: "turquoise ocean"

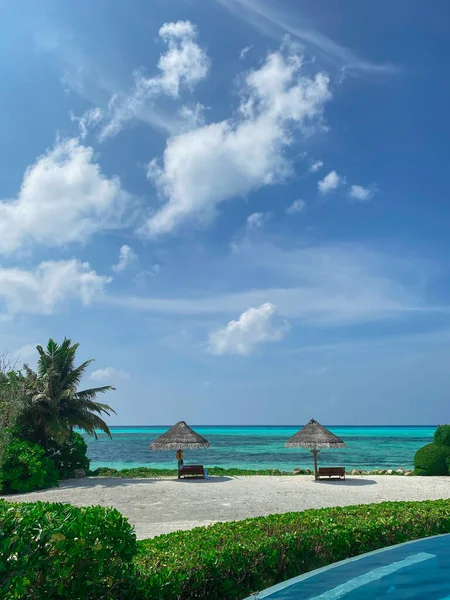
(85, 426), (435, 471)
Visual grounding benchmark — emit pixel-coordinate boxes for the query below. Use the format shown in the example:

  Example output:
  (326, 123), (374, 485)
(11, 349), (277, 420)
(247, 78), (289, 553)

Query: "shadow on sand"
(314, 478), (377, 486)
(172, 476), (233, 484)
(56, 477), (158, 491)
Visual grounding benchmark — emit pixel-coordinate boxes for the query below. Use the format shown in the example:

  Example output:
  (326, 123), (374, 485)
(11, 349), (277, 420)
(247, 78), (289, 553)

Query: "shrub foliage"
(135, 499), (450, 600)
(0, 499), (137, 600)
(46, 432), (90, 479)
(414, 442), (450, 476)
(0, 439), (59, 494)
(434, 424), (450, 447)
(90, 466), (300, 478)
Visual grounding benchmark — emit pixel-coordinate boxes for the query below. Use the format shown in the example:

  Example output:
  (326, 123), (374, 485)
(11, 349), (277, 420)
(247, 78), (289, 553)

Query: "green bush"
(0, 439), (59, 494)
(46, 432), (90, 478)
(89, 466), (305, 478)
(434, 424), (450, 447)
(0, 499), (137, 599)
(414, 442), (450, 476)
(135, 499), (450, 600)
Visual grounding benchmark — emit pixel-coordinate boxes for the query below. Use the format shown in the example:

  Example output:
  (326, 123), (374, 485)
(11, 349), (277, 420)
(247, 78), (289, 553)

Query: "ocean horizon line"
(108, 424), (437, 428)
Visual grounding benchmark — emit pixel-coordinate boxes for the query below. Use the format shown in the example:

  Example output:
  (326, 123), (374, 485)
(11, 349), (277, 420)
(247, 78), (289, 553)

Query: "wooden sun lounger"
(178, 465), (205, 479)
(318, 467), (346, 480)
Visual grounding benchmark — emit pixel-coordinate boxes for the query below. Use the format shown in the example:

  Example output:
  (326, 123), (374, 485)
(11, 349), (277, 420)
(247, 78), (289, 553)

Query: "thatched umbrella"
(285, 419), (347, 480)
(150, 421), (210, 471)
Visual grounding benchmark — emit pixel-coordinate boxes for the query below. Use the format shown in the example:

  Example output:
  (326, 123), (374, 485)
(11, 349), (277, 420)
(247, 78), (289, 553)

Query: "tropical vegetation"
(0, 439), (59, 494)
(0, 338), (115, 493)
(414, 424), (450, 476)
(90, 465), (410, 478)
(3, 498), (450, 599)
(0, 499), (136, 599)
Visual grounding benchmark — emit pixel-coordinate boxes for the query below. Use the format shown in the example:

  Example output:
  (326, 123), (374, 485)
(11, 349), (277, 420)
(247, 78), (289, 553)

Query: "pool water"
(245, 535), (450, 599)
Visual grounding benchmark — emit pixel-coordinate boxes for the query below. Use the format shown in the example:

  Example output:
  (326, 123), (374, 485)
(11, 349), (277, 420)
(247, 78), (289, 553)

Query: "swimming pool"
(244, 534), (450, 599)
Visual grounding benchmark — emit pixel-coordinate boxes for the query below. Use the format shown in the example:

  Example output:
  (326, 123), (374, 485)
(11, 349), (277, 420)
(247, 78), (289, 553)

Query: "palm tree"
(19, 338), (116, 447)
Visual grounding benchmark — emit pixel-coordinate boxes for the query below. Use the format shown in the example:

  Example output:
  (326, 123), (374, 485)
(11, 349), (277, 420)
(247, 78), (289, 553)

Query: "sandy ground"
(5, 475), (450, 539)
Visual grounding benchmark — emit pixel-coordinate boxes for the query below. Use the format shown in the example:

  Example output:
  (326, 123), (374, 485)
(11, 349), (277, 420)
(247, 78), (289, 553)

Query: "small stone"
(305, 468), (312, 474)
(362, 470), (370, 475)
(74, 468), (86, 478)
(386, 469), (394, 475)
(404, 470), (414, 476)
(292, 468), (301, 474)
(397, 468), (404, 474)
(351, 469), (358, 475)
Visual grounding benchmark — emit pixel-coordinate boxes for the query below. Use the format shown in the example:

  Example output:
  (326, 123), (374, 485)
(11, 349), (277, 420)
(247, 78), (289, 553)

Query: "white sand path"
(4, 475), (450, 539)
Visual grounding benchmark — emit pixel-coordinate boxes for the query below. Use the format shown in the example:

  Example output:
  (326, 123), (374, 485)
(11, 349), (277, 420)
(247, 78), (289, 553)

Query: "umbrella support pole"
(311, 449), (319, 480)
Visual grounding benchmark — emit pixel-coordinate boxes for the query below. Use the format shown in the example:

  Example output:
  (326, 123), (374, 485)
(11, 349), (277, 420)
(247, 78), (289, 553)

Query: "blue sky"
(1, 0), (450, 425)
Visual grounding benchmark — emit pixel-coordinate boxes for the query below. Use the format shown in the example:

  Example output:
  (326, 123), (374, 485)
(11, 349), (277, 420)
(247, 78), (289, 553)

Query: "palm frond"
(67, 410), (113, 439)
(21, 338), (116, 443)
(76, 386), (116, 398)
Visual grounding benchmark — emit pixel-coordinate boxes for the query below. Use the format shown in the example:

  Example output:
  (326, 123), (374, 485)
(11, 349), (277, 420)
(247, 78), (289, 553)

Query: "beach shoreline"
(6, 474), (450, 540)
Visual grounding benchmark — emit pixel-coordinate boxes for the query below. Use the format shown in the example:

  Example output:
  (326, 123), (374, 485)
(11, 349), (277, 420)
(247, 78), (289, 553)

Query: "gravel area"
(5, 475), (450, 539)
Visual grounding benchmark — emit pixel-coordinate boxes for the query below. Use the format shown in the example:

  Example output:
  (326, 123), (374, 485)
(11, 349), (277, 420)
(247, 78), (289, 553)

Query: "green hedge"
(0, 439), (59, 494)
(414, 442), (450, 476)
(0, 500), (137, 600)
(135, 499), (450, 600)
(90, 466), (300, 478)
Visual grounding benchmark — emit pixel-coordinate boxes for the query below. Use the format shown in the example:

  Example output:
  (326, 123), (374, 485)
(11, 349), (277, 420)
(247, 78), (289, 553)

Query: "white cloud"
(246, 212), (268, 230)
(286, 199), (306, 214)
(239, 45), (253, 60)
(156, 21), (209, 97)
(0, 259), (111, 316)
(309, 160), (323, 172)
(89, 367), (130, 381)
(99, 21), (209, 140)
(133, 265), (161, 289)
(143, 46), (331, 236)
(69, 107), (103, 139)
(349, 184), (374, 202)
(112, 245), (138, 272)
(178, 103), (207, 131)
(317, 170), (345, 194)
(0, 138), (130, 254)
(208, 302), (289, 355)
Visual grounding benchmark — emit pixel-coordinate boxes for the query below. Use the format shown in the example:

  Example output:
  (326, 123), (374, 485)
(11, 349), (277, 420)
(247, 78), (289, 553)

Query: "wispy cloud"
(246, 212), (270, 230)
(89, 367), (129, 381)
(309, 160), (323, 173)
(349, 184), (376, 202)
(105, 241), (435, 326)
(216, 0), (397, 75)
(69, 107), (103, 139)
(286, 199), (306, 214)
(239, 45), (253, 60)
(98, 21), (209, 140)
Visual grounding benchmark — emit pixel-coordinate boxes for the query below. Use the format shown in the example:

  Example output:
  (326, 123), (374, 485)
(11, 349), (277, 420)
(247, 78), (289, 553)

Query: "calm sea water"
(85, 426), (435, 471)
